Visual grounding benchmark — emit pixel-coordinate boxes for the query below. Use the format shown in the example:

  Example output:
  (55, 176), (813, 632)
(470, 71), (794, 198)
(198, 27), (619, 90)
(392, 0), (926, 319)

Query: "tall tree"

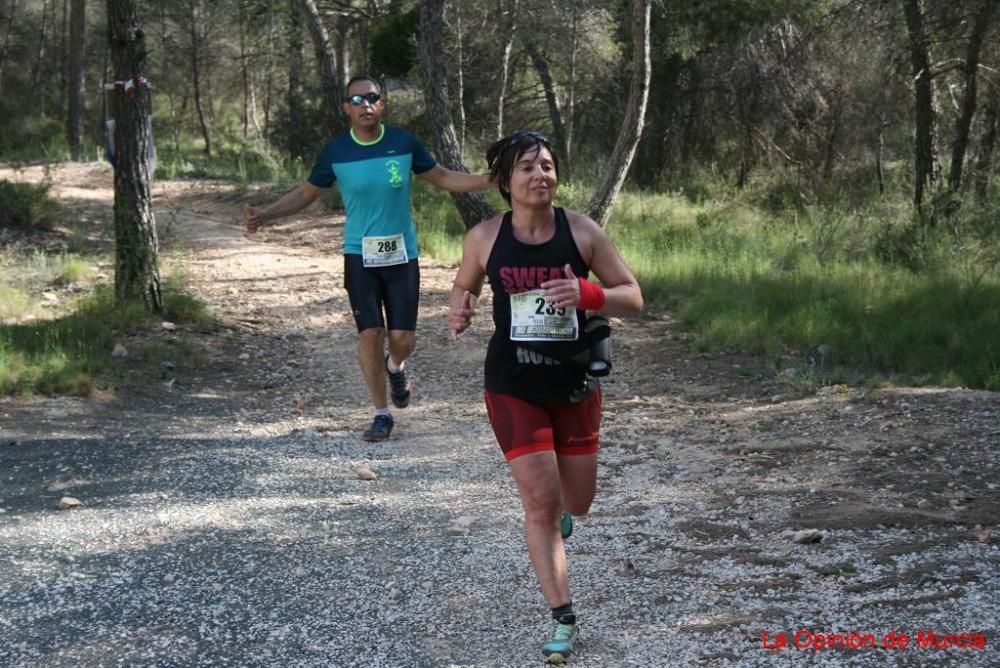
(65, 0), (85, 159)
(902, 0), (940, 210)
(418, 0), (494, 229)
(496, 0), (518, 139)
(564, 7), (583, 181)
(262, 0), (277, 137)
(107, 0), (162, 310)
(298, 0), (345, 136)
(587, 0), (652, 228)
(0, 0), (19, 90)
(286, 0), (306, 159)
(524, 41), (570, 170)
(187, 0), (212, 155)
(28, 0), (52, 113)
(973, 89), (998, 199)
(154, 1), (181, 154)
(947, 0), (999, 192)
(237, 0), (253, 137)
(58, 0), (67, 114)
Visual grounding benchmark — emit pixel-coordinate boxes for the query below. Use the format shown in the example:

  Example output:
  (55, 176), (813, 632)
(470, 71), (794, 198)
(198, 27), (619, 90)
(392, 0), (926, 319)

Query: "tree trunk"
(587, 0), (652, 228)
(947, 0), (999, 192)
(565, 8), (580, 181)
(286, 0), (306, 160)
(902, 0), (941, 210)
(875, 113), (886, 196)
(238, 0), (250, 137)
(65, 0), (85, 159)
(58, 0), (67, 115)
(496, 0), (518, 139)
(107, 0), (162, 311)
(156, 2), (181, 155)
(0, 0), (20, 89)
(29, 0), (51, 114)
(418, 0), (494, 229)
(679, 60), (700, 175)
(822, 89), (843, 180)
(334, 16), (349, 86)
(973, 92), (998, 199)
(263, 0), (275, 137)
(187, 0), (211, 156)
(524, 41), (569, 172)
(298, 0), (345, 137)
(453, 6), (465, 154)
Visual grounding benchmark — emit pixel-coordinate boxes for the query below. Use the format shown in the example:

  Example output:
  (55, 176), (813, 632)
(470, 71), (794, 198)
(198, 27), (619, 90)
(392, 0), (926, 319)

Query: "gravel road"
(1, 163), (998, 667)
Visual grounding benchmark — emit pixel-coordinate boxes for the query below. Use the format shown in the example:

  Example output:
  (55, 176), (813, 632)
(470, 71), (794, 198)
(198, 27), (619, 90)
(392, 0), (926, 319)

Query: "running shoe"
(385, 355), (412, 408)
(542, 621), (578, 664)
(362, 414), (393, 442)
(560, 512), (573, 540)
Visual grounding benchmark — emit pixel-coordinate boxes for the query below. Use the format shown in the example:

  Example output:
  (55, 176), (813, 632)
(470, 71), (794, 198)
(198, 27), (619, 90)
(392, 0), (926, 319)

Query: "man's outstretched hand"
(244, 205), (264, 234)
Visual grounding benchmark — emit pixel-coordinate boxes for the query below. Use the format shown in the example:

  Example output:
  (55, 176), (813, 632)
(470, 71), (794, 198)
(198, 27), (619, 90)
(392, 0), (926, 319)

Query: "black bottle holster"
(523, 315), (612, 402)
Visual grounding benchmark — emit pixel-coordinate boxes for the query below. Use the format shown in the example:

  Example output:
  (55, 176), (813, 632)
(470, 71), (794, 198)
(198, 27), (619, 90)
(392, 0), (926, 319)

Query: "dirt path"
(1, 163), (998, 666)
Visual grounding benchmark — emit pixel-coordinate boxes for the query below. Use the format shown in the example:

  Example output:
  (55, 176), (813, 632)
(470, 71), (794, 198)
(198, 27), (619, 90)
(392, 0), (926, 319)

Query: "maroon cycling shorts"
(484, 387), (602, 461)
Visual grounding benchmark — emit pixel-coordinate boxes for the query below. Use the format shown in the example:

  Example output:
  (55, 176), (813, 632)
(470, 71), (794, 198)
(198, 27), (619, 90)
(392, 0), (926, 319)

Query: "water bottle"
(584, 315), (611, 377)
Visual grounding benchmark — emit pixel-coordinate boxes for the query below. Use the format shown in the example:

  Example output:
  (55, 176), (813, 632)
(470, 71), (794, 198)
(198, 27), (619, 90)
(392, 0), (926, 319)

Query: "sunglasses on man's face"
(347, 92), (382, 106)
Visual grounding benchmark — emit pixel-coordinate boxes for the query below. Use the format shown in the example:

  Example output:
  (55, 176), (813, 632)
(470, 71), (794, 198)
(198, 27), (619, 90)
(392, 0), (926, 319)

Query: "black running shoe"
(386, 355), (412, 408)
(362, 414), (393, 442)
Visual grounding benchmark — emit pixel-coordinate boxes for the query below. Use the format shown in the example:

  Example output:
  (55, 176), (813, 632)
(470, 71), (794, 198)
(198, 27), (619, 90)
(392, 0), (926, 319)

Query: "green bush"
(0, 180), (62, 230)
(0, 100), (70, 161)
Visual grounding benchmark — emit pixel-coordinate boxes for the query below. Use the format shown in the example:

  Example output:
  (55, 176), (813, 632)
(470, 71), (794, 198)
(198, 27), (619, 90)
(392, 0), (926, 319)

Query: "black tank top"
(484, 208), (591, 402)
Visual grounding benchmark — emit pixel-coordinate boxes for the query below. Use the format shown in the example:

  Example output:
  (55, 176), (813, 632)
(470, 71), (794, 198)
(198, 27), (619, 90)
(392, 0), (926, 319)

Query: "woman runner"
(448, 131), (643, 663)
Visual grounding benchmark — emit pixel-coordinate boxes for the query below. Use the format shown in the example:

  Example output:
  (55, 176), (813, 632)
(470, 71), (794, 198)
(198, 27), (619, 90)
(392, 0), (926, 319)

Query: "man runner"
(246, 75), (492, 441)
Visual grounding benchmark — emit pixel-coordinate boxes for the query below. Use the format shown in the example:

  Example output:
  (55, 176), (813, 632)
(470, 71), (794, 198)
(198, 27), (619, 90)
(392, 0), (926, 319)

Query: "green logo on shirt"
(386, 160), (402, 188)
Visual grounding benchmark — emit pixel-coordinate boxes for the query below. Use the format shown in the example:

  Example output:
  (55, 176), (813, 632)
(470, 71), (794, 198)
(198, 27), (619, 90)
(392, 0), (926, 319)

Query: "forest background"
(0, 0), (999, 394)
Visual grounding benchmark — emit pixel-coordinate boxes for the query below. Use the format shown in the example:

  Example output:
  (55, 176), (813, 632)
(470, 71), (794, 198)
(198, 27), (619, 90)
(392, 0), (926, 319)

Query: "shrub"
(0, 180), (62, 230)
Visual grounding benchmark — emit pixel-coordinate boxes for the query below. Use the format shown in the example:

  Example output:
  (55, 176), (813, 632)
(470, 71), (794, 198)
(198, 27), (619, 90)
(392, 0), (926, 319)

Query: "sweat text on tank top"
(484, 208), (592, 402)
(307, 124), (436, 260)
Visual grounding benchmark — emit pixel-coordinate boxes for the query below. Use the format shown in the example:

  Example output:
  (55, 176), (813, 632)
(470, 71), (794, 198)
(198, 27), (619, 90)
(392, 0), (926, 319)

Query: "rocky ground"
(1, 163), (998, 667)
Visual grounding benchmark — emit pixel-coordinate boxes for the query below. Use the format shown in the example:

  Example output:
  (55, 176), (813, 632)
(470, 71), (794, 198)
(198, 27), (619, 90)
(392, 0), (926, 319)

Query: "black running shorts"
(343, 254), (420, 332)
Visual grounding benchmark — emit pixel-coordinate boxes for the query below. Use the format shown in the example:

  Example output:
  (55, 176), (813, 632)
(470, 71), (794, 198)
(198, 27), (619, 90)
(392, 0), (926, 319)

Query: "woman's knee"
(520, 489), (563, 525)
(562, 494), (594, 517)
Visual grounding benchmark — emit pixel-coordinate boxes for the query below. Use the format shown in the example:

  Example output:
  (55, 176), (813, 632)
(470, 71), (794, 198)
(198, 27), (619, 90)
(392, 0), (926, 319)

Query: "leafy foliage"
(371, 4), (421, 78)
(0, 181), (62, 230)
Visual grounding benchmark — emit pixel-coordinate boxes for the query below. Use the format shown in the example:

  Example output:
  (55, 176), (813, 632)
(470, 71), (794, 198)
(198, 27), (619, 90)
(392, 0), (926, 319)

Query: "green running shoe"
(560, 511), (573, 540)
(542, 621), (578, 664)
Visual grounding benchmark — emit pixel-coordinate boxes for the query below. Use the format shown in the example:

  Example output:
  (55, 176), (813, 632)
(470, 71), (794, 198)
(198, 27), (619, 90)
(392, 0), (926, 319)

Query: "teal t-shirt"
(307, 125), (436, 259)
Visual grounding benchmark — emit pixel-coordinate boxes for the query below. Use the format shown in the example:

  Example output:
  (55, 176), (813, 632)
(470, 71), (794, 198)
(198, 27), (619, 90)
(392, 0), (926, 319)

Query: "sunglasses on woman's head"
(347, 92), (381, 106)
(507, 130), (549, 145)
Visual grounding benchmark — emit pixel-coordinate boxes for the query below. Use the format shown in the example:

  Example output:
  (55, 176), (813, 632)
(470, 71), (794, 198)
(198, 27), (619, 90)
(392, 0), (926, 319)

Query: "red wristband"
(578, 277), (606, 311)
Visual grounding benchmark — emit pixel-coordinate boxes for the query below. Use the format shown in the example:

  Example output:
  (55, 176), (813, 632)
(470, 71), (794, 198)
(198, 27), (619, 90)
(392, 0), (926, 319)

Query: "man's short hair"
(345, 75), (381, 95)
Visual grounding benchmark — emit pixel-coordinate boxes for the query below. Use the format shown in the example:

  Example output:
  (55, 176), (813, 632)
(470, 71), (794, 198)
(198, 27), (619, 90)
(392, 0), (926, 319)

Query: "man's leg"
(386, 329), (416, 369)
(345, 255), (395, 440)
(357, 327), (388, 409)
(383, 259), (419, 408)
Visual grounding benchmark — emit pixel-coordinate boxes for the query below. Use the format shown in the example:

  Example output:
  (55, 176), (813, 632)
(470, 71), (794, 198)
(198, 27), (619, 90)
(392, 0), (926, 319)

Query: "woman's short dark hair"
(486, 131), (559, 206)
